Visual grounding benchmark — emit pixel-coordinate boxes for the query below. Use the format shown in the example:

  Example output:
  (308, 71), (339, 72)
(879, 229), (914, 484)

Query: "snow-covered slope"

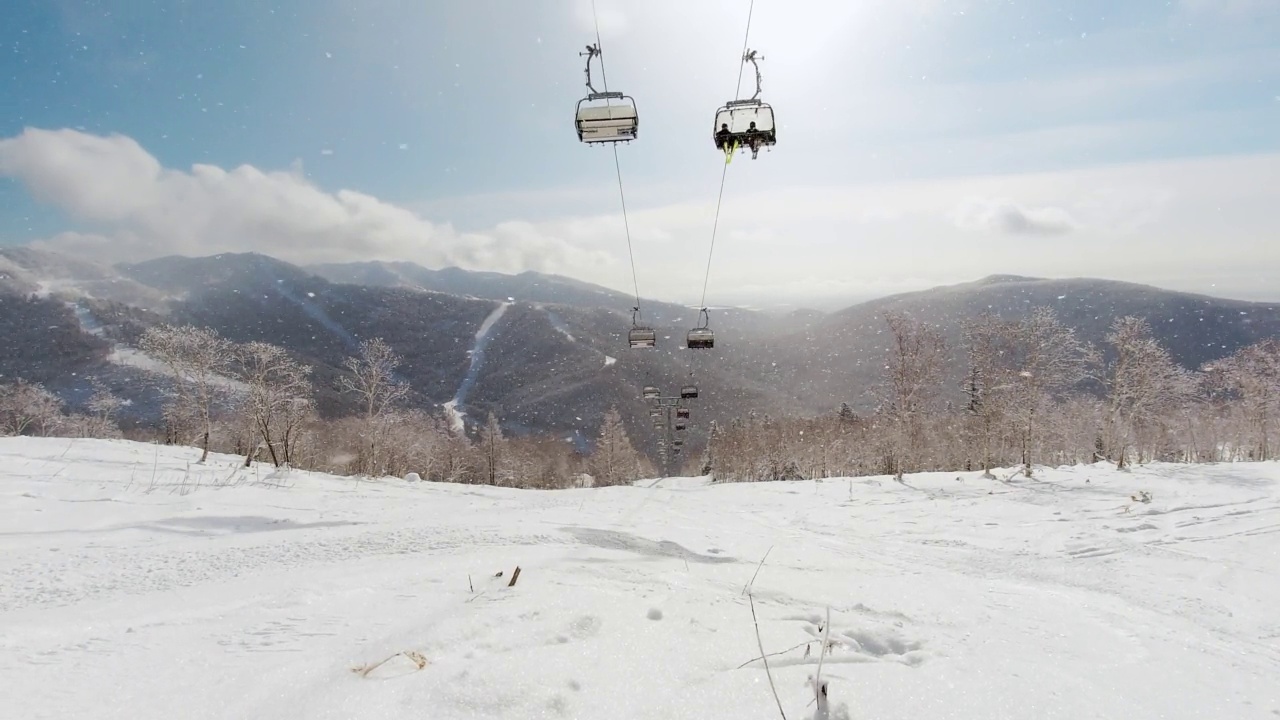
(2, 438), (1278, 719)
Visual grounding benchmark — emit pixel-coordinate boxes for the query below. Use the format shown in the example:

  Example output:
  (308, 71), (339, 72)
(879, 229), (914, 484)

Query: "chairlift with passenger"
(676, 407), (690, 420)
(712, 50), (776, 160)
(575, 44), (638, 144)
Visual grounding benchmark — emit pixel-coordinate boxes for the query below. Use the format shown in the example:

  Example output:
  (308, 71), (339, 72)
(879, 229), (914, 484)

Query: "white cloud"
(0, 128), (616, 276)
(951, 198), (1078, 236)
(4, 127), (1279, 309)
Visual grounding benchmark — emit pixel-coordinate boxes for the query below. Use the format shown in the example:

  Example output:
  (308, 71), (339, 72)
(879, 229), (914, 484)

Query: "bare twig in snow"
(742, 545), (773, 596)
(748, 592), (787, 720)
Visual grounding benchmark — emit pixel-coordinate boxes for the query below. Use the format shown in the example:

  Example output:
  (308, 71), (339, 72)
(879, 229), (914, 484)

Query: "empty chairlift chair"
(628, 325), (656, 348)
(628, 308), (655, 349)
(680, 385), (699, 400)
(687, 308), (714, 349)
(642, 386), (660, 400)
(649, 408), (662, 419)
(575, 44), (639, 144)
(675, 421), (687, 431)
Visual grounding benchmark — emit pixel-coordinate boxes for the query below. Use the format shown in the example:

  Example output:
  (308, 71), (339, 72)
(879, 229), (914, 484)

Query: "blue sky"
(2, 0), (1278, 307)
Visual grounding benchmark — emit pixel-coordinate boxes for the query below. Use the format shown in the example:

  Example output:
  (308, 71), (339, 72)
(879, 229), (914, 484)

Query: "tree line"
(4, 309), (1276, 488)
(0, 324), (652, 489)
(696, 307), (1280, 483)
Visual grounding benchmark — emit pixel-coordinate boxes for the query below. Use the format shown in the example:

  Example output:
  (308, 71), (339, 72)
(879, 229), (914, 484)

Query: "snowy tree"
(139, 324), (234, 462)
(0, 379), (64, 437)
(1104, 317), (1198, 468)
(1001, 308), (1100, 477)
(337, 338), (412, 475)
(68, 378), (126, 439)
(1203, 339), (1280, 460)
(875, 312), (947, 480)
(961, 313), (1014, 478)
(478, 413), (512, 486)
(238, 341), (315, 467)
(86, 379), (124, 427)
(339, 337), (410, 420)
(589, 406), (642, 487)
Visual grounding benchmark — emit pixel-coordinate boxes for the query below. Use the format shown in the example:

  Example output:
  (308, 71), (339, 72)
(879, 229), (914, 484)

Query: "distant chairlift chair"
(687, 308), (715, 349)
(628, 307), (655, 349)
(642, 386), (660, 400)
(680, 385), (699, 400)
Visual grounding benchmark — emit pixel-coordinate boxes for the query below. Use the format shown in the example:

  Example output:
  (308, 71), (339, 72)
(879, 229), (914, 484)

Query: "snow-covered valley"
(2, 437), (1278, 719)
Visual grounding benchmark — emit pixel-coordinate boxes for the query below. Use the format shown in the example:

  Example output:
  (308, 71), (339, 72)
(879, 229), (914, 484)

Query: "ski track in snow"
(2, 437), (1280, 720)
(445, 302), (510, 432)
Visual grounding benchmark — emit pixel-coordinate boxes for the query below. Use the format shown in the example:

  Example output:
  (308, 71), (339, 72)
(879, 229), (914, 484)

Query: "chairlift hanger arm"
(743, 49), (764, 101)
(580, 43), (603, 95)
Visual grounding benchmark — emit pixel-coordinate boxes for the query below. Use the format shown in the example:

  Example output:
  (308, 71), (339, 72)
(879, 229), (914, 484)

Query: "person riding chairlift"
(744, 121), (764, 159)
(715, 122), (732, 150)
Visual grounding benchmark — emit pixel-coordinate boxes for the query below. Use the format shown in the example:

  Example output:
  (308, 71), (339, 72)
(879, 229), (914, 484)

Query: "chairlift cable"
(691, 0), (756, 367)
(589, 0), (644, 313)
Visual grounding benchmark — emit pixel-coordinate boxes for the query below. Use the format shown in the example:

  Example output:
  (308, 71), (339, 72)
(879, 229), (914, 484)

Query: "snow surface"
(3, 437), (1279, 719)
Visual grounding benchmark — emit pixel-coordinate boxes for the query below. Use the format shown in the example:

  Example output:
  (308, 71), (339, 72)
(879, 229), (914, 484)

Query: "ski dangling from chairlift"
(575, 44), (639, 144)
(712, 50), (776, 161)
(687, 308), (715, 349)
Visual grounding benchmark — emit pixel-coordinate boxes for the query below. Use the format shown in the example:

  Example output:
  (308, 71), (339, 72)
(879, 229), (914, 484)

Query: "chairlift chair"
(675, 421), (687, 431)
(676, 407), (690, 420)
(642, 386), (660, 400)
(628, 325), (656, 348)
(673, 439), (684, 448)
(687, 308), (715, 349)
(711, 50), (776, 160)
(628, 307), (655, 348)
(649, 408), (662, 419)
(680, 385), (699, 400)
(575, 44), (639, 144)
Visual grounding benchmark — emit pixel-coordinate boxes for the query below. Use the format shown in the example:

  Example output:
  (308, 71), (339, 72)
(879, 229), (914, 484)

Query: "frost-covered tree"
(478, 412), (513, 486)
(1203, 339), (1280, 460)
(0, 379), (64, 436)
(1000, 308), (1100, 477)
(875, 312), (947, 480)
(338, 338), (412, 475)
(590, 406), (642, 487)
(960, 312), (1014, 477)
(339, 337), (410, 420)
(139, 324), (234, 462)
(86, 379), (124, 428)
(1104, 317), (1198, 468)
(238, 341), (315, 467)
